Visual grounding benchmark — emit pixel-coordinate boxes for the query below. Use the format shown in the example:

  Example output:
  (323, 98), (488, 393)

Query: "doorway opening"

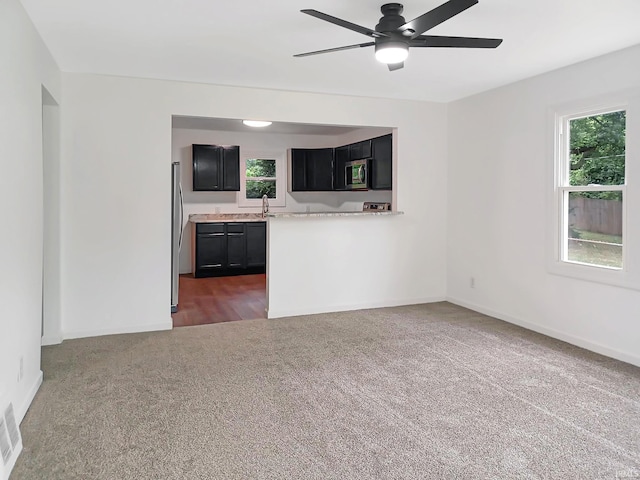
(170, 116), (393, 327)
(41, 86), (61, 345)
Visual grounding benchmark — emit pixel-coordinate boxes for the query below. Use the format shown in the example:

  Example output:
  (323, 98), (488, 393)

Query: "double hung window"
(239, 151), (286, 207)
(557, 108), (626, 270)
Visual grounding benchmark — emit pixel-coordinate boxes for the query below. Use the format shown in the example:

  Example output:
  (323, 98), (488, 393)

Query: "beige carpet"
(12, 302), (640, 479)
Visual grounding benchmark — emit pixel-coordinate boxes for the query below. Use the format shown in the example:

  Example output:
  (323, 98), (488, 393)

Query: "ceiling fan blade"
(294, 42), (375, 58)
(400, 0), (478, 38)
(388, 62), (404, 71)
(411, 35), (502, 48)
(301, 9), (389, 38)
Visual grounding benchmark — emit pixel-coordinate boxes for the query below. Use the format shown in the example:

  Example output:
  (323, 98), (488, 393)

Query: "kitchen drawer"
(226, 223), (246, 234)
(196, 223), (224, 234)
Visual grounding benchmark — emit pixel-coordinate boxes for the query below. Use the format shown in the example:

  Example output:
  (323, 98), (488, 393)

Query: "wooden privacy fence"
(569, 196), (622, 236)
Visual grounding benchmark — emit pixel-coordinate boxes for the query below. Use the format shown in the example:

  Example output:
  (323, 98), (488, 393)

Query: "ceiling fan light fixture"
(374, 43), (409, 64)
(296, 1), (503, 71)
(242, 120), (272, 128)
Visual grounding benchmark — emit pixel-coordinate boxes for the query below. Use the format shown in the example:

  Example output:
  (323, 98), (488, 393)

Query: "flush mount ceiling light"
(243, 120), (272, 128)
(374, 42), (409, 64)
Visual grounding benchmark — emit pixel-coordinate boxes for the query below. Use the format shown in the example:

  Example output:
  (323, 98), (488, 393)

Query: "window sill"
(547, 260), (640, 291)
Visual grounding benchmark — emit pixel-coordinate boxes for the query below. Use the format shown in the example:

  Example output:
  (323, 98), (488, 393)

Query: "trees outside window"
(246, 159), (277, 199)
(559, 109), (625, 269)
(239, 151), (286, 207)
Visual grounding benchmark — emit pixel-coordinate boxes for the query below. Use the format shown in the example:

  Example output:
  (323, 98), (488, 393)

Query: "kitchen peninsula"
(189, 208), (404, 318)
(266, 210), (405, 318)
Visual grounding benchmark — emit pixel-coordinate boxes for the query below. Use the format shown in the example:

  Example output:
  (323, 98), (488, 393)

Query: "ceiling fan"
(294, 0), (502, 71)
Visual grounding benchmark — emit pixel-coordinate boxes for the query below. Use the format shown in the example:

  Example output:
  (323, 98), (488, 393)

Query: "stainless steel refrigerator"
(171, 162), (183, 313)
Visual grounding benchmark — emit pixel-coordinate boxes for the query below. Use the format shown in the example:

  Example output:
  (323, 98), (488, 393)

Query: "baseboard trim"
(17, 370), (43, 424)
(63, 319), (173, 341)
(267, 296), (447, 319)
(446, 296), (640, 368)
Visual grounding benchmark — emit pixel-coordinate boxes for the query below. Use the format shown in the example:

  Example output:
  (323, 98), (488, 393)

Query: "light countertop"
(189, 211), (403, 223)
(189, 213), (266, 223)
(266, 211), (403, 218)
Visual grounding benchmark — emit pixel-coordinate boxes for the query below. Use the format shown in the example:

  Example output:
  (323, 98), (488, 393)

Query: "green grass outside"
(572, 229), (622, 245)
(568, 229), (622, 268)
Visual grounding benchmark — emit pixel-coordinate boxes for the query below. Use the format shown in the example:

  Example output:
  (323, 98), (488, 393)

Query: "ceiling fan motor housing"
(375, 3), (410, 50)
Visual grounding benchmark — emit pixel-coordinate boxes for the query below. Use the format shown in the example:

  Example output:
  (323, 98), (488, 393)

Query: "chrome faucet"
(261, 194), (269, 218)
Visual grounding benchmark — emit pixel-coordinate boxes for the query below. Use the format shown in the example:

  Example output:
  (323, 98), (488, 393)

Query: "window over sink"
(239, 150), (286, 207)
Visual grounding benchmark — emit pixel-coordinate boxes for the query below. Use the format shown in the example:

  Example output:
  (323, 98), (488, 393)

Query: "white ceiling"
(20, 0), (640, 102)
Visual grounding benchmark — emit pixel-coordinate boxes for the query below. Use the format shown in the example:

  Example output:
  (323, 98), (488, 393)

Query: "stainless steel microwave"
(345, 159), (368, 190)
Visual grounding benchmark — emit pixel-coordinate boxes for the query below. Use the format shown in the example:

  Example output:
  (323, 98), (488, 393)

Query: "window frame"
(548, 92), (639, 290)
(558, 107), (626, 270)
(238, 150), (286, 208)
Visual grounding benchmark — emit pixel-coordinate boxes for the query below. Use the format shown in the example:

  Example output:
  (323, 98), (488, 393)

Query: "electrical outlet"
(470, 277), (475, 288)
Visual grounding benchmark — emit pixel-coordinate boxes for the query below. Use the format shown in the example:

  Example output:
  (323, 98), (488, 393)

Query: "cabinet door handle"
(201, 263), (222, 268)
(227, 233), (244, 236)
(200, 233), (224, 237)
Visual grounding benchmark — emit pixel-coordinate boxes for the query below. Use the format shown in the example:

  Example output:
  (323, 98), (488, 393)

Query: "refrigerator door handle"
(178, 183), (184, 248)
(171, 161), (181, 313)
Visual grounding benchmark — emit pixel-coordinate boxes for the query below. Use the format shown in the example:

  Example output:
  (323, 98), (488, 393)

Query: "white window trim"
(547, 91), (640, 290)
(238, 150), (286, 208)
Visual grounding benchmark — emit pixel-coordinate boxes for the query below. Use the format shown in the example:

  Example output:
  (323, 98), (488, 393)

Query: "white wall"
(0, 0), (61, 422)
(60, 73), (448, 338)
(267, 214), (443, 318)
(447, 44), (640, 366)
(172, 127), (393, 273)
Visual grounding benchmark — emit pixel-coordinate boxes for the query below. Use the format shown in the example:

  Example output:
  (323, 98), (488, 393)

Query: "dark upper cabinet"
(349, 139), (372, 160)
(246, 222), (266, 267)
(221, 146), (240, 191)
(192, 144), (240, 191)
(334, 145), (349, 191)
(291, 148), (334, 191)
(192, 144), (221, 191)
(291, 135), (391, 192)
(370, 134), (393, 190)
(310, 148), (334, 190)
(291, 149), (307, 192)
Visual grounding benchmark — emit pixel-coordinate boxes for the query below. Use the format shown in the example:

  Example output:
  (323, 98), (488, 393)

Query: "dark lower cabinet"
(370, 134), (392, 190)
(246, 222), (267, 267)
(192, 144), (240, 191)
(194, 222), (266, 277)
(291, 148), (334, 191)
(195, 224), (226, 273)
(225, 223), (246, 269)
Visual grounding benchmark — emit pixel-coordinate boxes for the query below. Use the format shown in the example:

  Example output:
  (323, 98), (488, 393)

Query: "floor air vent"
(0, 402), (22, 480)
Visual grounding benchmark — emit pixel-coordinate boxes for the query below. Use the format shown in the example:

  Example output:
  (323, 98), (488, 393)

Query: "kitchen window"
(239, 151), (286, 207)
(548, 93), (639, 288)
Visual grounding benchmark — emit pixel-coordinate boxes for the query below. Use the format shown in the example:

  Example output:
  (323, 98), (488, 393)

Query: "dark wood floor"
(171, 273), (267, 328)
